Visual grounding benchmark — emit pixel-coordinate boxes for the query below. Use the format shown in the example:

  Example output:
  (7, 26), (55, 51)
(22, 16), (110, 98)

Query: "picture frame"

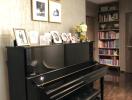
(28, 31), (39, 46)
(61, 33), (70, 43)
(61, 33), (68, 42)
(67, 33), (72, 41)
(32, 0), (48, 21)
(49, 0), (61, 23)
(50, 31), (62, 43)
(40, 32), (52, 45)
(13, 28), (29, 46)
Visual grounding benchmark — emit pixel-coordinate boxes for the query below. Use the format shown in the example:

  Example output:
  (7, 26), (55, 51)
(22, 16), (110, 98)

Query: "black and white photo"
(32, 0), (48, 21)
(49, 0), (61, 23)
(50, 31), (62, 43)
(13, 28), (29, 46)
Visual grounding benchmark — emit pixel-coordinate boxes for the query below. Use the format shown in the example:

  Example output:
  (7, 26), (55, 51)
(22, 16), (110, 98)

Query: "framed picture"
(50, 31), (62, 43)
(67, 33), (72, 41)
(40, 33), (52, 45)
(49, 0), (61, 23)
(28, 31), (39, 46)
(61, 33), (68, 42)
(32, 0), (48, 21)
(13, 28), (29, 46)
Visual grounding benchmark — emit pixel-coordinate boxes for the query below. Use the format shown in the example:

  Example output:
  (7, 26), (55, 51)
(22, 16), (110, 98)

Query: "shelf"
(99, 48), (119, 49)
(98, 10), (119, 14)
(99, 38), (119, 40)
(99, 54), (119, 57)
(99, 20), (119, 24)
(98, 29), (119, 32)
(100, 64), (119, 67)
(99, 47), (119, 49)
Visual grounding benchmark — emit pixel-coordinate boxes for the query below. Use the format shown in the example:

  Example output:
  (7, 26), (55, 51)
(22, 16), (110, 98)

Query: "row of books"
(98, 13), (118, 22)
(99, 49), (119, 55)
(100, 59), (119, 66)
(98, 31), (119, 39)
(98, 40), (119, 48)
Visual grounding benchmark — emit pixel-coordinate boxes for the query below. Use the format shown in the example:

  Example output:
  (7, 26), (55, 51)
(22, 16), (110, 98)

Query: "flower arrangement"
(72, 23), (87, 41)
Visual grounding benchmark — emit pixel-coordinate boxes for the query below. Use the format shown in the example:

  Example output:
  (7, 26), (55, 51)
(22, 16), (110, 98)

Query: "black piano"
(7, 42), (107, 100)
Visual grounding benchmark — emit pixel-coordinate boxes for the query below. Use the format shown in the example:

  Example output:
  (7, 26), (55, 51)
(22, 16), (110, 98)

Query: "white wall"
(0, 0), (86, 100)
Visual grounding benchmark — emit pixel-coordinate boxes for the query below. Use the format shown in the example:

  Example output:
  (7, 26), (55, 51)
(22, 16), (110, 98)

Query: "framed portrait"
(50, 31), (62, 43)
(49, 0), (61, 23)
(32, 0), (48, 21)
(13, 28), (29, 46)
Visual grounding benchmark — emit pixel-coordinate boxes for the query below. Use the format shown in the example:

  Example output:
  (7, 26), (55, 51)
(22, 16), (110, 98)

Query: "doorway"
(126, 12), (132, 73)
(86, 16), (97, 60)
(86, 16), (95, 41)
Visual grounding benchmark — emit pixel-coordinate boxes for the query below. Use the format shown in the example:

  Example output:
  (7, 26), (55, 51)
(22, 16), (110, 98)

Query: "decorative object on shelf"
(49, 0), (61, 23)
(40, 32), (52, 45)
(113, 50), (118, 56)
(114, 23), (119, 29)
(32, 0), (48, 21)
(28, 31), (39, 46)
(13, 28), (29, 46)
(100, 24), (106, 30)
(50, 31), (62, 43)
(72, 23), (87, 42)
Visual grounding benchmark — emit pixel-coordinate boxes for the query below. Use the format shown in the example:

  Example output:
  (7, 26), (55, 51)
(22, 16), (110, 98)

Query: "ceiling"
(86, 0), (118, 4)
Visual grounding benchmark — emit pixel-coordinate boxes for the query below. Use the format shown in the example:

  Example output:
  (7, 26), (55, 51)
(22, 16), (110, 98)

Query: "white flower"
(73, 23), (87, 33)
(80, 24), (87, 32)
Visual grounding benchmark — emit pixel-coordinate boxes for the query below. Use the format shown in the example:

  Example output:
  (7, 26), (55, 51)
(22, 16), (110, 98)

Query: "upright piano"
(7, 42), (107, 100)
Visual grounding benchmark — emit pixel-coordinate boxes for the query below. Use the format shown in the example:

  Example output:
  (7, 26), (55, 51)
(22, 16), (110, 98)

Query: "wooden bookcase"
(98, 2), (120, 71)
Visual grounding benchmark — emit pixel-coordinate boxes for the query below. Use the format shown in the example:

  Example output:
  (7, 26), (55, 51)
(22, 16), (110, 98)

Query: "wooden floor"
(104, 73), (132, 100)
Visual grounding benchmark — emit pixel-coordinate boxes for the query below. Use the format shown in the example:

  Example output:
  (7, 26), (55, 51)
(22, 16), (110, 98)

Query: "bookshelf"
(98, 2), (119, 68)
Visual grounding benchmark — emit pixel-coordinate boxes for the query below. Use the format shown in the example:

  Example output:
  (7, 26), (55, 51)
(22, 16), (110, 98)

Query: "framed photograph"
(13, 28), (29, 46)
(40, 33), (52, 45)
(61, 33), (68, 42)
(67, 33), (72, 41)
(28, 31), (39, 46)
(50, 31), (62, 43)
(70, 36), (76, 43)
(49, 0), (61, 23)
(32, 0), (48, 21)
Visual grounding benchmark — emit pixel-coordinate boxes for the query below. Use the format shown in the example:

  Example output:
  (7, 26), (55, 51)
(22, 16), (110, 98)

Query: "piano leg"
(100, 77), (104, 100)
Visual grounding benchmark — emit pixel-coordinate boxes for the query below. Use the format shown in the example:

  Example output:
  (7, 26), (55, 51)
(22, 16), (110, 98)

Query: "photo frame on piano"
(50, 31), (62, 43)
(13, 28), (29, 46)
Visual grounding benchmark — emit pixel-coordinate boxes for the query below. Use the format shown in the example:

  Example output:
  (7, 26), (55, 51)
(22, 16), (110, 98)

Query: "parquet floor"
(104, 73), (132, 100)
